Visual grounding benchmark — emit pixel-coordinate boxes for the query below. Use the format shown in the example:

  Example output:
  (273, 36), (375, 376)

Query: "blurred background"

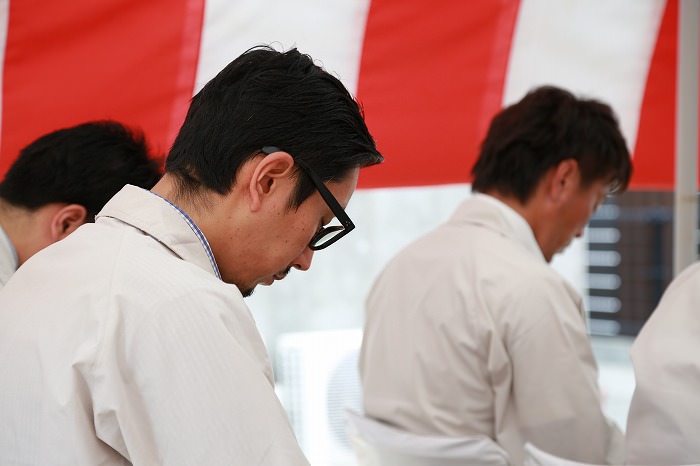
(0, 0), (696, 464)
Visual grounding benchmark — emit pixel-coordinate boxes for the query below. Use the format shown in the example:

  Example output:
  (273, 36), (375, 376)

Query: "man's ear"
(247, 151), (296, 211)
(549, 158), (579, 202)
(49, 204), (87, 241)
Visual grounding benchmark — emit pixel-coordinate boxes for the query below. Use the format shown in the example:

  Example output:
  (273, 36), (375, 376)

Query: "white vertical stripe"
(194, 0), (371, 95)
(0, 0), (10, 152)
(503, 0), (665, 297)
(504, 0), (666, 151)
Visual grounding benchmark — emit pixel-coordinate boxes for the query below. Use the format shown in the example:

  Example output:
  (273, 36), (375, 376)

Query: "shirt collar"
(148, 191), (222, 280)
(96, 185), (222, 280)
(473, 193), (546, 262)
(0, 223), (18, 286)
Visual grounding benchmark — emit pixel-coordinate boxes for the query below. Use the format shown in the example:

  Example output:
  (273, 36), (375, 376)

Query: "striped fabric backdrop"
(0, 0), (687, 189)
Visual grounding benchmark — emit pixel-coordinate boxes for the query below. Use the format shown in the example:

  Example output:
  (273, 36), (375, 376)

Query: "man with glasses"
(0, 46), (382, 465)
(261, 146), (355, 251)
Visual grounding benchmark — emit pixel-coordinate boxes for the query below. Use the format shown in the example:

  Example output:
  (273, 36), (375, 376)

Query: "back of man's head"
(0, 120), (162, 220)
(471, 85), (632, 202)
(166, 45), (383, 209)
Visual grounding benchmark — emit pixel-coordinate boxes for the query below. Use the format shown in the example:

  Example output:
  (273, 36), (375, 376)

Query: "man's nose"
(293, 247), (314, 271)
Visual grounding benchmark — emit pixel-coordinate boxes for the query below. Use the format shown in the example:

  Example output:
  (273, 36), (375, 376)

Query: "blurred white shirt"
(0, 223), (17, 289)
(626, 261), (700, 465)
(360, 194), (623, 465)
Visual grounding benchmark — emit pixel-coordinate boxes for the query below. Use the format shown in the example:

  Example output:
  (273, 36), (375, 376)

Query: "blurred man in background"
(0, 120), (162, 288)
(361, 86), (631, 465)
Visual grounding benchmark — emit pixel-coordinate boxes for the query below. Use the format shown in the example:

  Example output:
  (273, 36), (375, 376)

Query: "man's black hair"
(472, 85), (632, 202)
(0, 120), (162, 220)
(166, 45), (383, 209)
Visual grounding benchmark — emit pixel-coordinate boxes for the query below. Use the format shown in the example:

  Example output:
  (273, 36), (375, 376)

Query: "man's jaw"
(246, 266), (293, 294)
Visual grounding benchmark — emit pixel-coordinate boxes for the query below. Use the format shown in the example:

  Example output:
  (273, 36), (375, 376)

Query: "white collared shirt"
(0, 185), (309, 465)
(0, 223), (18, 289)
(626, 261), (700, 465)
(473, 193), (545, 262)
(361, 195), (623, 465)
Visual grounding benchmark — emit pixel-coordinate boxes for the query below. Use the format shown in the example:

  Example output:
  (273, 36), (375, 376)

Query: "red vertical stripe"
(631, 0), (678, 190)
(0, 0), (205, 176)
(356, 0), (520, 188)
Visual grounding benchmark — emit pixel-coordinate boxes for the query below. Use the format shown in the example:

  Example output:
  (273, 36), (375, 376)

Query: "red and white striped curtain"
(0, 0), (689, 189)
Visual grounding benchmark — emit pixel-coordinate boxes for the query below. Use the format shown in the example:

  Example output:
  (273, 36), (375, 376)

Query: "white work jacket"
(626, 261), (700, 465)
(0, 185), (309, 465)
(0, 223), (17, 289)
(360, 194), (623, 465)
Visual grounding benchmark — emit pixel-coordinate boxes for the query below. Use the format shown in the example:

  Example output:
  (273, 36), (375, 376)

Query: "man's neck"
(480, 190), (532, 222)
(479, 189), (551, 260)
(0, 199), (54, 265)
(0, 199), (26, 264)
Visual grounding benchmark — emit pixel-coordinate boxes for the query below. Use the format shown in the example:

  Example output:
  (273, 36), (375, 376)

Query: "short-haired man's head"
(166, 45), (383, 209)
(471, 86), (632, 202)
(0, 120), (162, 220)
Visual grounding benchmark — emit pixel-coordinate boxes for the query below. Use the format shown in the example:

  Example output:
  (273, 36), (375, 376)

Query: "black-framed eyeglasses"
(261, 146), (355, 250)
